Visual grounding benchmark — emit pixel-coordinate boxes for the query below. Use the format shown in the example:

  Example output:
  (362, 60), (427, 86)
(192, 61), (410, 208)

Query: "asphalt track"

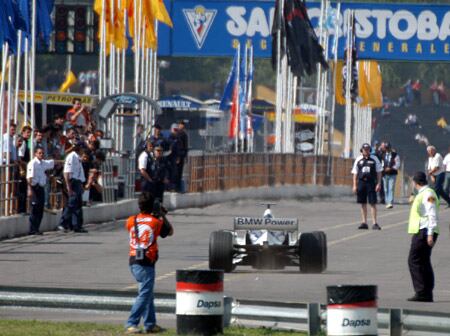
(1, 198), (450, 314)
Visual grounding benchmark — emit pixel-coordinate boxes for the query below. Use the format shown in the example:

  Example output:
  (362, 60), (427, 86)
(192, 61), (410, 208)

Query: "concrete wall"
(0, 185), (351, 240)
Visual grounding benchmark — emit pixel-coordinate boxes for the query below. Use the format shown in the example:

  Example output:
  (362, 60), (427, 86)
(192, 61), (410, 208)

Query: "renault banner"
(158, 1), (450, 61)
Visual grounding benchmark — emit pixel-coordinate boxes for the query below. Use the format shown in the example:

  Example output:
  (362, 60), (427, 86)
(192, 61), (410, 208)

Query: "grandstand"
(335, 104), (450, 175)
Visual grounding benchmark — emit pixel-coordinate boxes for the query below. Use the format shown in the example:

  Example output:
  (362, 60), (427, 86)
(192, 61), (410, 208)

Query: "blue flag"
(219, 51), (238, 111)
(1, 1), (18, 53)
(37, 0), (54, 45)
(18, 0), (31, 36)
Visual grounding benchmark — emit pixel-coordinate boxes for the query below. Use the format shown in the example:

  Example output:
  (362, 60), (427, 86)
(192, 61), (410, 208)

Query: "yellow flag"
(59, 71), (77, 93)
(154, 0), (173, 27)
(0, 58), (11, 83)
(335, 61), (346, 105)
(358, 61), (383, 108)
(113, 1), (128, 50)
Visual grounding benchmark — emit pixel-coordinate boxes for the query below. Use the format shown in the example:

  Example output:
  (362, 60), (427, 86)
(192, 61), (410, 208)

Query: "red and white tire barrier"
(176, 270), (224, 335)
(327, 285), (378, 336)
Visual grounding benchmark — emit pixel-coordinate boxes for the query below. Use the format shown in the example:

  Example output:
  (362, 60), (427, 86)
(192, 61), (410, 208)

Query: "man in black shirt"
(175, 120), (188, 192)
(351, 143), (383, 230)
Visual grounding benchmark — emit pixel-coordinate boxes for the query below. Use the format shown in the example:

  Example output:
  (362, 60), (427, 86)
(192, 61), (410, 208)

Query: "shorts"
(357, 180), (377, 205)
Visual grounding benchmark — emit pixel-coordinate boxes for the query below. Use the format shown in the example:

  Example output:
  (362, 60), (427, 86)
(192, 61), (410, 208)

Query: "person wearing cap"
(351, 143), (383, 230)
(175, 120), (189, 192)
(26, 147), (54, 235)
(146, 145), (170, 202)
(149, 124), (168, 150)
(407, 171), (439, 302)
(167, 125), (180, 191)
(427, 145), (450, 207)
(138, 140), (155, 193)
(381, 142), (401, 209)
(58, 141), (87, 233)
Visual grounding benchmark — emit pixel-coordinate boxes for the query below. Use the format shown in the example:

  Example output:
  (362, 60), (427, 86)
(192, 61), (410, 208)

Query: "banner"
(157, 1), (450, 61)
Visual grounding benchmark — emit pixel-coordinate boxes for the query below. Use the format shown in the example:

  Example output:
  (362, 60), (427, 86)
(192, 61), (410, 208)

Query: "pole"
(0, 44), (10, 165)
(24, 37), (29, 124)
(235, 44), (240, 153)
(14, 31), (23, 123)
(30, 0), (37, 154)
(274, 0), (284, 153)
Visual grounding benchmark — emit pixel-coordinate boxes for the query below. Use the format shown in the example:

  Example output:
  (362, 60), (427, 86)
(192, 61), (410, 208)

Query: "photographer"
(125, 192), (173, 334)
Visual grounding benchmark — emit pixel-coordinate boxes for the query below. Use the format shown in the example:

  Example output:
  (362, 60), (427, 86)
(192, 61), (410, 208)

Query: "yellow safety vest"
(408, 187), (440, 234)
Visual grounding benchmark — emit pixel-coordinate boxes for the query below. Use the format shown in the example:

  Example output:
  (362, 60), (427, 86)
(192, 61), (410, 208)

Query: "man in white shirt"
(407, 171), (439, 302)
(427, 145), (450, 206)
(27, 148), (54, 235)
(58, 142), (87, 233)
(2, 123), (17, 164)
(442, 146), (450, 198)
(138, 140), (154, 193)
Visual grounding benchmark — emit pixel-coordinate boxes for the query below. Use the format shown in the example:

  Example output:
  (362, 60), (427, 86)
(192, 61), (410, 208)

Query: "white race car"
(209, 204), (327, 273)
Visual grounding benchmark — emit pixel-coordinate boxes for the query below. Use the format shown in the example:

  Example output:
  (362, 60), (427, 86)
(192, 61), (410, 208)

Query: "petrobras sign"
(157, 1), (450, 61)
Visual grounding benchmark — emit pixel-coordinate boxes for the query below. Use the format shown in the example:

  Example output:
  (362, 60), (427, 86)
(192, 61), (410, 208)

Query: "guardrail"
(0, 287), (449, 335)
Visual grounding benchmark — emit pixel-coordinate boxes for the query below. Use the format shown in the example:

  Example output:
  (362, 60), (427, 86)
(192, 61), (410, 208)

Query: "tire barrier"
(327, 285), (378, 336)
(176, 270), (224, 336)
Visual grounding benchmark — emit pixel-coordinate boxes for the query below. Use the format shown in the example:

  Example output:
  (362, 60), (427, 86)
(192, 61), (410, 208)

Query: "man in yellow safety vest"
(407, 171), (439, 302)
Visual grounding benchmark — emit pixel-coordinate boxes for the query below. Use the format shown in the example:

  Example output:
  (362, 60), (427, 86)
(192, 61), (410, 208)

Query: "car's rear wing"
(233, 217), (298, 231)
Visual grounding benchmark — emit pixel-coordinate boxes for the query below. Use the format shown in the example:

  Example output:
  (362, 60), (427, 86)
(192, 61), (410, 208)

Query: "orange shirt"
(126, 213), (163, 264)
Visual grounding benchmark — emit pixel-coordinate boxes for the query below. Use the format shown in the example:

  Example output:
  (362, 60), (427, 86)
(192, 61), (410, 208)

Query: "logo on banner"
(183, 5), (217, 49)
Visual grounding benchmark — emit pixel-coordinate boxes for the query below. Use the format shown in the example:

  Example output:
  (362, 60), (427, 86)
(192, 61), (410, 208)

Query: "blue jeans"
(432, 172), (450, 205)
(383, 175), (397, 205)
(126, 264), (156, 330)
(59, 179), (83, 230)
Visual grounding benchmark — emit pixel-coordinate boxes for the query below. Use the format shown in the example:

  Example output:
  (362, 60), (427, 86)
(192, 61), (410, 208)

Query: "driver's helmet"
(263, 209), (273, 218)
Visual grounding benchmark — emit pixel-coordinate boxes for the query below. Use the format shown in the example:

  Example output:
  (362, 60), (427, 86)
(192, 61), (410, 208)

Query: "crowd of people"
(137, 120), (189, 203)
(1, 98), (106, 232)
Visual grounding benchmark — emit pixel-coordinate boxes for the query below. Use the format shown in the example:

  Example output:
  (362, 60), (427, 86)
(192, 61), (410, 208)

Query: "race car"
(209, 204), (327, 273)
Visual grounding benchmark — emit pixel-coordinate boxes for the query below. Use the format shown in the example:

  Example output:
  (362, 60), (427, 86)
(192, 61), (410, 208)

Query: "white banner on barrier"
(327, 307), (377, 335)
(176, 292), (224, 315)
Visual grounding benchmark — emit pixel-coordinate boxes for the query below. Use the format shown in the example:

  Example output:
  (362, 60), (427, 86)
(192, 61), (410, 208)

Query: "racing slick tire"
(209, 231), (234, 273)
(299, 231), (327, 273)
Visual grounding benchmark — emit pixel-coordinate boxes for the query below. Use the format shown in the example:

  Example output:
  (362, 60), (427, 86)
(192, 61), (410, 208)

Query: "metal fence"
(0, 287), (448, 335)
(186, 154), (354, 193)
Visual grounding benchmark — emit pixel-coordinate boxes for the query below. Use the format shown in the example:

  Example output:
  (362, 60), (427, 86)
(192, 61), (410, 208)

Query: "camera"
(135, 247), (145, 261)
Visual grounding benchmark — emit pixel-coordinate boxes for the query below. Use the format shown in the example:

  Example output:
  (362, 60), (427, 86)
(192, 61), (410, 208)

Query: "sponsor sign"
(18, 91), (96, 106)
(233, 217), (298, 231)
(158, 1), (450, 61)
(176, 292), (224, 315)
(327, 307), (377, 335)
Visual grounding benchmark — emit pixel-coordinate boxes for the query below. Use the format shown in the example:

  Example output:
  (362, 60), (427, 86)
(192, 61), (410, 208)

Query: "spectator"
(138, 140), (155, 193)
(15, 136), (28, 214)
(430, 81), (440, 106)
(2, 122), (17, 164)
(58, 141), (87, 233)
(18, 125), (32, 163)
(167, 124), (180, 191)
(443, 146), (450, 200)
(33, 129), (48, 157)
(135, 124), (146, 153)
(426, 145), (450, 207)
(66, 98), (91, 132)
(405, 114), (419, 128)
(147, 145), (170, 202)
(149, 124), (167, 150)
(42, 114), (65, 159)
(411, 79), (421, 105)
(415, 133), (429, 146)
(175, 120), (188, 192)
(437, 81), (447, 105)
(401, 79), (414, 106)
(381, 142), (401, 209)
(26, 147), (54, 235)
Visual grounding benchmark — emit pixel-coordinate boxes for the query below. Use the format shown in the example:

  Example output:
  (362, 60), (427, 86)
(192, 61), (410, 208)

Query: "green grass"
(0, 320), (308, 336)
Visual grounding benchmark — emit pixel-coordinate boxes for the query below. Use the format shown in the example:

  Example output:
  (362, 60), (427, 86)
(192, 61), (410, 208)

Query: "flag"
(342, 11), (358, 102)
(246, 45), (254, 136)
(219, 52), (238, 111)
(58, 71), (77, 92)
(36, 0), (55, 46)
(147, 0), (173, 28)
(358, 61), (382, 108)
(229, 82), (239, 139)
(1, 1), (18, 53)
(113, 0), (128, 49)
(272, 0), (328, 78)
(334, 61), (345, 105)
(239, 44), (248, 138)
